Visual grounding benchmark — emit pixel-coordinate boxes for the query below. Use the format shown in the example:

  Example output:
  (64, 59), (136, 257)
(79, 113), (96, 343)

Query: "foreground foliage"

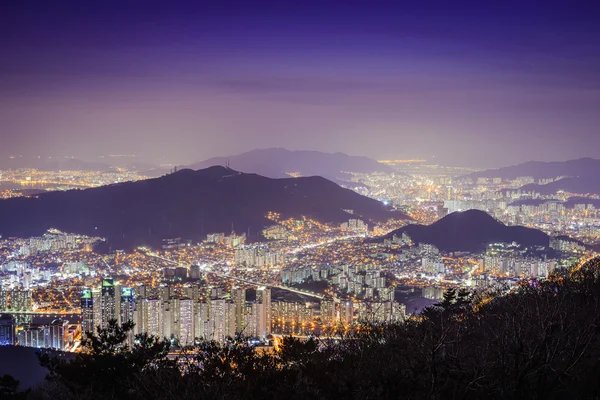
(32, 260), (600, 399)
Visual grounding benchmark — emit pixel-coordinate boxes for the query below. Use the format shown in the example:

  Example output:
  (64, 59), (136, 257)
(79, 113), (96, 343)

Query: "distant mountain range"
(386, 210), (549, 253)
(463, 158), (600, 181)
(0, 166), (406, 249)
(509, 196), (600, 210)
(188, 148), (393, 182)
(518, 176), (600, 196)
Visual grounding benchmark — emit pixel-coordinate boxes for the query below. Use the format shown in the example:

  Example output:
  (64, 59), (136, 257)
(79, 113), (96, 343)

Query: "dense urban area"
(0, 159), (595, 352)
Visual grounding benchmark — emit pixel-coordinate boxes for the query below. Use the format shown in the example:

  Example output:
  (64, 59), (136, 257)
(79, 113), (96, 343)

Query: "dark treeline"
(6, 258), (600, 399)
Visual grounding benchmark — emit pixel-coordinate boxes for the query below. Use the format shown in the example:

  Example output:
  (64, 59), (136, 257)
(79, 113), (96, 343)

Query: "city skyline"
(2, 1), (600, 167)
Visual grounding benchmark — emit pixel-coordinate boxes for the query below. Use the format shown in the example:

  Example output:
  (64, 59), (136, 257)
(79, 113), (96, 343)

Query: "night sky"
(1, 1), (599, 167)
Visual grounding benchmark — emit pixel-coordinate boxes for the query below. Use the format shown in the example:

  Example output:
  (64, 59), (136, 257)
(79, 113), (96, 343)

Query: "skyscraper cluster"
(81, 279), (272, 345)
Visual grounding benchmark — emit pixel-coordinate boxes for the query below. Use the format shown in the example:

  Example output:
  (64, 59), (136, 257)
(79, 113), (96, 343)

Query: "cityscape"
(2, 1), (600, 399)
(0, 157), (595, 352)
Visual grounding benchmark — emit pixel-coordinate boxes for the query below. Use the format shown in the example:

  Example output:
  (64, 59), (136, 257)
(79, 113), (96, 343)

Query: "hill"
(188, 148), (393, 181)
(387, 210), (549, 252)
(0, 166), (405, 248)
(463, 157), (600, 181)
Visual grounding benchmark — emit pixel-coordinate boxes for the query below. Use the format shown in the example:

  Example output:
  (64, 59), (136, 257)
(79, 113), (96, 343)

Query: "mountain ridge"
(462, 157), (600, 181)
(0, 166), (406, 249)
(188, 148), (393, 181)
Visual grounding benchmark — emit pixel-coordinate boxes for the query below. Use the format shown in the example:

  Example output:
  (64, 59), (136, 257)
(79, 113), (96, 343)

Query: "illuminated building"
(320, 300), (336, 324)
(234, 245), (286, 268)
(146, 299), (163, 338)
(256, 287), (271, 338)
(100, 278), (116, 329)
(0, 291), (7, 312)
(47, 319), (67, 350)
(178, 298), (195, 345)
(0, 314), (15, 345)
(92, 288), (102, 333)
(81, 288), (94, 333)
(9, 290), (32, 312)
(120, 287), (135, 325)
(18, 326), (45, 348)
(231, 287), (246, 333)
(17, 319), (67, 350)
(339, 301), (354, 325)
(205, 299), (236, 343)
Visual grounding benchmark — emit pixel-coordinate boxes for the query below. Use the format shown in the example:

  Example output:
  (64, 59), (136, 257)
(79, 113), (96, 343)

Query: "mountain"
(518, 176), (600, 196)
(0, 166), (406, 249)
(386, 210), (549, 252)
(463, 158), (600, 181)
(188, 148), (393, 181)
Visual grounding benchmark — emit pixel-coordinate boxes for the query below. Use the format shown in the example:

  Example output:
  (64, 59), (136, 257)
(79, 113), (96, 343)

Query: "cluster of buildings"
(0, 231), (101, 292)
(262, 225), (289, 241)
(16, 319), (70, 349)
(320, 295), (406, 326)
(0, 167), (148, 193)
(205, 232), (247, 247)
(281, 261), (392, 301)
(476, 252), (558, 279)
(234, 245), (287, 268)
(0, 289), (32, 312)
(340, 219), (369, 233)
(78, 276), (407, 347)
(81, 279), (272, 345)
(17, 230), (102, 256)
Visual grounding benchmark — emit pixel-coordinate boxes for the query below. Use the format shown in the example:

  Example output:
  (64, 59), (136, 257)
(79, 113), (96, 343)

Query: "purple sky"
(1, 1), (599, 167)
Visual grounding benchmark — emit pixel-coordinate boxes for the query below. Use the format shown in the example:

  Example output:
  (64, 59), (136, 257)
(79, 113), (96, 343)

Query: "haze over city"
(2, 1), (600, 167)
(3, 2), (600, 399)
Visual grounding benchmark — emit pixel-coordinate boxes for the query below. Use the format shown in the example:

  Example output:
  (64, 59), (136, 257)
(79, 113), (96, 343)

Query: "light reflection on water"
(8, 313), (81, 325)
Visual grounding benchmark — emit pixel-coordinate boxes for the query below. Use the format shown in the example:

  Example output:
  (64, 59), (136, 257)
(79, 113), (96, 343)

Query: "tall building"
(47, 319), (67, 350)
(92, 288), (102, 332)
(178, 298), (195, 346)
(320, 300), (336, 324)
(18, 326), (45, 348)
(0, 314), (15, 345)
(100, 278), (116, 328)
(17, 320), (67, 350)
(81, 288), (94, 333)
(196, 301), (210, 340)
(120, 287), (135, 325)
(0, 290), (7, 312)
(120, 287), (135, 345)
(146, 299), (163, 338)
(256, 287), (271, 338)
(339, 301), (354, 326)
(133, 298), (148, 336)
(231, 287), (246, 334)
